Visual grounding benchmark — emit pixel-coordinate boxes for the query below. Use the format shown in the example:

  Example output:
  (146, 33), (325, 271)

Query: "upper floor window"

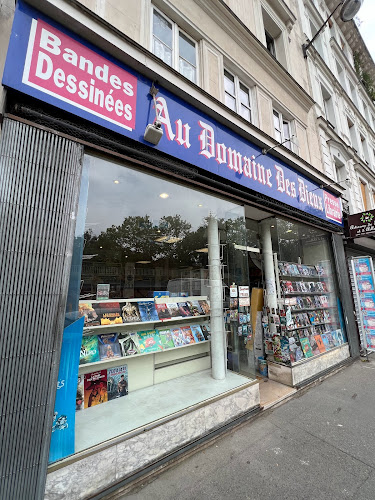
(224, 70), (252, 122)
(152, 8), (197, 83)
(273, 109), (292, 150)
(321, 84), (336, 128)
(261, 8), (287, 67)
(265, 31), (276, 57)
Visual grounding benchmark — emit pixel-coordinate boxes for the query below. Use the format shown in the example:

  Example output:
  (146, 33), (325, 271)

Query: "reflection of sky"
(83, 155), (244, 235)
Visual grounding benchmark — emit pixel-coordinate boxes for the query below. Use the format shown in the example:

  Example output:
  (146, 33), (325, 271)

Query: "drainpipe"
(208, 215), (226, 380)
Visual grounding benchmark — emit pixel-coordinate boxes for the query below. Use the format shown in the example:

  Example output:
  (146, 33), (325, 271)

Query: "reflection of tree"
(82, 214), (248, 296)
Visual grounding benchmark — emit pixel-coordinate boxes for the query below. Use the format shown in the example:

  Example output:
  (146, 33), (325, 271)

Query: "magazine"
(97, 333), (122, 360)
(118, 332), (139, 356)
(309, 335), (320, 355)
(278, 262), (287, 276)
(320, 333), (331, 350)
(280, 336), (290, 362)
(289, 336), (303, 363)
(137, 330), (164, 353)
(120, 301), (141, 323)
(84, 370), (108, 409)
(190, 324), (205, 342)
(201, 324), (211, 340)
(138, 301), (160, 322)
(300, 337), (313, 358)
(155, 303), (171, 320)
(272, 335), (283, 362)
(80, 335), (100, 364)
(158, 328), (175, 349)
(107, 365), (128, 400)
(92, 302), (123, 326)
(79, 302), (100, 327)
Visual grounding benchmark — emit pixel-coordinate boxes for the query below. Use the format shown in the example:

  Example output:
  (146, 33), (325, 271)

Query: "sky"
(357, 3), (375, 62)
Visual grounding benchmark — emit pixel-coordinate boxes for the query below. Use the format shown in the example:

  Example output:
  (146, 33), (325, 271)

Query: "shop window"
(263, 218), (348, 369)
(273, 109), (292, 151)
(63, 154), (253, 458)
(224, 69), (252, 122)
(152, 8), (197, 83)
(360, 180), (368, 210)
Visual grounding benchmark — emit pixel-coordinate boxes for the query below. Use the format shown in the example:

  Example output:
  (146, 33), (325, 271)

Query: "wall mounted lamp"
(144, 83), (163, 145)
(254, 135), (298, 159)
(311, 177), (351, 192)
(302, 0), (363, 59)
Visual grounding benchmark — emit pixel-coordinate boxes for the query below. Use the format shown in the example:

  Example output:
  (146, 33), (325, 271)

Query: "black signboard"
(348, 210), (375, 238)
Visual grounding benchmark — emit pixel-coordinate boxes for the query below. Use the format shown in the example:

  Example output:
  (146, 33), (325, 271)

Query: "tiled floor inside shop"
(258, 377), (296, 409)
(75, 369), (253, 453)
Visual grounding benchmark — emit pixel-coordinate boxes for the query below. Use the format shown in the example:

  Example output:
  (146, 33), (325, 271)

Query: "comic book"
(78, 302), (100, 327)
(289, 336), (303, 363)
(187, 301), (204, 316)
(171, 327), (188, 347)
(201, 324), (211, 340)
(76, 376), (84, 411)
(155, 303), (171, 320)
(84, 370), (108, 409)
(300, 337), (313, 358)
(107, 365), (128, 401)
(176, 302), (193, 317)
(180, 326), (196, 344)
(314, 334), (326, 353)
(198, 300), (211, 315)
(167, 302), (181, 318)
(137, 330), (164, 353)
(118, 332), (139, 356)
(272, 336), (283, 363)
(309, 335), (320, 355)
(320, 333), (331, 350)
(92, 302), (123, 326)
(158, 328), (175, 349)
(190, 324), (206, 342)
(97, 333), (122, 361)
(138, 301), (160, 322)
(119, 301), (141, 323)
(280, 336), (290, 362)
(80, 335), (100, 364)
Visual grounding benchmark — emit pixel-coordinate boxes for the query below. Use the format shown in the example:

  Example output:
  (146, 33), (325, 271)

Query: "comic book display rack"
(263, 259), (347, 368)
(76, 296), (211, 411)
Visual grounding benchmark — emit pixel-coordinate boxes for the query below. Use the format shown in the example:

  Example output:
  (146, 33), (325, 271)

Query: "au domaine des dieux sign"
(3, 0), (343, 226)
(348, 210), (375, 238)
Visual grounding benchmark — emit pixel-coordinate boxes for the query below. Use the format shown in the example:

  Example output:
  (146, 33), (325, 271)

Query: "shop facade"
(0, 2), (360, 499)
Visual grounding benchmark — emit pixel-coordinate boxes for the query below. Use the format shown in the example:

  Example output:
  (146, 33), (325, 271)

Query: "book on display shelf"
(187, 300), (204, 316)
(198, 300), (211, 315)
(80, 335), (100, 364)
(300, 337), (313, 358)
(76, 376), (84, 411)
(158, 328), (175, 349)
(289, 336), (303, 363)
(107, 365), (128, 401)
(171, 327), (187, 347)
(308, 335), (320, 356)
(79, 302), (100, 327)
(180, 325), (196, 344)
(118, 332), (139, 356)
(190, 324), (206, 342)
(138, 301), (159, 322)
(201, 324), (211, 340)
(314, 334), (326, 353)
(167, 302), (181, 318)
(93, 302), (123, 326)
(137, 330), (163, 353)
(97, 333), (122, 360)
(120, 301), (141, 323)
(155, 303), (171, 320)
(176, 302), (193, 317)
(84, 370), (108, 409)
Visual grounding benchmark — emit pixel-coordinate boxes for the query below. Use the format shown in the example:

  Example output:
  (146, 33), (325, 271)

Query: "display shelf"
(282, 291), (329, 296)
(290, 307), (335, 313)
(286, 322), (332, 332)
(83, 315), (210, 335)
(272, 342), (348, 368)
(278, 274), (328, 280)
(78, 340), (210, 372)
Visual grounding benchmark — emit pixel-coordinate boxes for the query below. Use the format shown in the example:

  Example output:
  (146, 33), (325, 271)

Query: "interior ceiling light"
(113, 180), (120, 184)
(159, 193), (169, 199)
(195, 248), (208, 253)
(198, 204), (203, 207)
(155, 236), (169, 242)
(286, 229), (293, 233)
(136, 261), (152, 264)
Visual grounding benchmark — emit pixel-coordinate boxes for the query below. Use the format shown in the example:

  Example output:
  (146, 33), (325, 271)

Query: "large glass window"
(263, 218), (347, 366)
(65, 155), (253, 457)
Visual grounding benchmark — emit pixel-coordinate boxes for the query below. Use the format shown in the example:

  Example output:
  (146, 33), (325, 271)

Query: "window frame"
(151, 6), (198, 84)
(273, 109), (293, 151)
(223, 69), (252, 123)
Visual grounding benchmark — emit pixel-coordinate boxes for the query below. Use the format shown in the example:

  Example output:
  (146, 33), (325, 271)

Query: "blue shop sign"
(3, 0), (342, 226)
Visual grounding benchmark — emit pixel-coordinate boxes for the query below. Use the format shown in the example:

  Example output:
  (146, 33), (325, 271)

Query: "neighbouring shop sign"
(3, 1), (343, 226)
(347, 210), (375, 238)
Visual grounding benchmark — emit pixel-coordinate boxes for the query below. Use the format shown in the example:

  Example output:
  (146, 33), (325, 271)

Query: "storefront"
(0, 2), (359, 499)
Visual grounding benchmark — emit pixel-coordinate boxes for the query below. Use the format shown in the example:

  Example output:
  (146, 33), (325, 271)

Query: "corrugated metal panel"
(0, 118), (83, 499)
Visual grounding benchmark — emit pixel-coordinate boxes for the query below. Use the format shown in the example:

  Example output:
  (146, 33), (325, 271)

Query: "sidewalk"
(113, 357), (375, 500)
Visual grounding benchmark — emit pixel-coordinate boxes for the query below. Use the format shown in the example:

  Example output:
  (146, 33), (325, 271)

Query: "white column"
(260, 219), (277, 311)
(208, 215), (226, 380)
